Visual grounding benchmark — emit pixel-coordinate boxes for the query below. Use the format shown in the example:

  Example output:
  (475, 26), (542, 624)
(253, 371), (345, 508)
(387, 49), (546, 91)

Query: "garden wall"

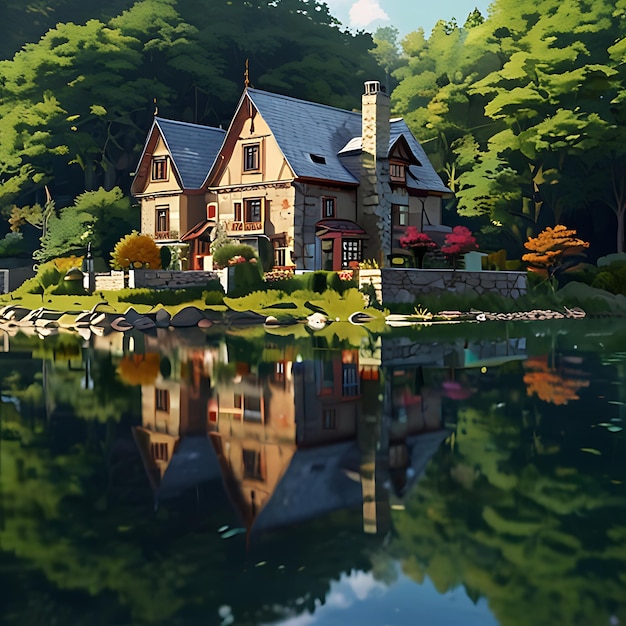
(0, 266), (36, 293)
(129, 269), (220, 289)
(358, 268), (527, 304)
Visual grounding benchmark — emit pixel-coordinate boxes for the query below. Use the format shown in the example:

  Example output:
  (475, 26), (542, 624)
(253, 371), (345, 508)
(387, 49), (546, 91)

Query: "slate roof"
(245, 88), (451, 194)
(246, 88), (362, 185)
(154, 117), (226, 189)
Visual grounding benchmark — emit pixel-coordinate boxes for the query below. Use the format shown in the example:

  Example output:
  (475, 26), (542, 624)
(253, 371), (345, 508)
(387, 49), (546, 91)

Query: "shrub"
(212, 244), (257, 269)
(117, 287), (207, 306)
(203, 290), (225, 306)
(111, 231), (161, 270)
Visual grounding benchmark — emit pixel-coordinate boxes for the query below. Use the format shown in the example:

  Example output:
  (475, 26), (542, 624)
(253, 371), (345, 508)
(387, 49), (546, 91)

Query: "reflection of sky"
(263, 568), (499, 626)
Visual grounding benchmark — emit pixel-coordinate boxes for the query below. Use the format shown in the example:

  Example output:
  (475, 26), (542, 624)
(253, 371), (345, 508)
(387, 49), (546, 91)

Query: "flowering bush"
(441, 226), (478, 267)
(522, 225), (589, 280)
(111, 231), (161, 270)
(399, 226), (437, 268)
(228, 255), (247, 265)
(263, 268), (295, 282)
(400, 226), (437, 251)
(338, 269), (354, 281)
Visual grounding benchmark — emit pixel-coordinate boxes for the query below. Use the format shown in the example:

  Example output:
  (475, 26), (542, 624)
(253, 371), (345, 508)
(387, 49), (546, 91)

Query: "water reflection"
(0, 323), (625, 626)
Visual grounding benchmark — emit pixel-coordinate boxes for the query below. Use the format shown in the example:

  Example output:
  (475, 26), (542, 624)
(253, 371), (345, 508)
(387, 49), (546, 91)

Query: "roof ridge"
(156, 116), (223, 132)
(246, 87), (361, 118)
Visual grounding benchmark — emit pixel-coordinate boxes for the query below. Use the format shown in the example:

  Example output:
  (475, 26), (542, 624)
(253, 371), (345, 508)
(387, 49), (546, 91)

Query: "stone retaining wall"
(129, 269), (220, 289)
(94, 271), (125, 291)
(359, 268), (527, 304)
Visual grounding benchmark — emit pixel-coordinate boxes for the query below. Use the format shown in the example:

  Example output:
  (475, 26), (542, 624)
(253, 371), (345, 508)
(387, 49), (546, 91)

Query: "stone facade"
(94, 271), (125, 292)
(358, 268), (527, 305)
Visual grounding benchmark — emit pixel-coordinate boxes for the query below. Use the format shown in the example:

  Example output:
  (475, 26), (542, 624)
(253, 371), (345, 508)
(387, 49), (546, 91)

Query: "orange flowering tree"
(522, 225), (589, 282)
(110, 231), (161, 270)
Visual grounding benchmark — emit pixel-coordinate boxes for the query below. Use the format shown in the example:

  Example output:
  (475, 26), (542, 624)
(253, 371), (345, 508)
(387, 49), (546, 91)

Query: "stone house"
(132, 81), (451, 270)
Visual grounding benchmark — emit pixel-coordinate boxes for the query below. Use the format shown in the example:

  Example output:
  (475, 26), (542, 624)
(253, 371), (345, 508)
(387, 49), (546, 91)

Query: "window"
(243, 144), (260, 171)
(243, 449), (263, 480)
(392, 204), (409, 226)
(155, 388), (169, 412)
(274, 361), (286, 383)
(323, 409), (336, 430)
(310, 154), (326, 164)
(245, 198), (262, 223)
(341, 239), (362, 268)
(234, 202), (242, 222)
(155, 206), (169, 238)
(322, 197), (336, 219)
(151, 157), (168, 181)
(390, 162), (405, 182)
(342, 363), (359, 397)
(151, 442), (168, 462)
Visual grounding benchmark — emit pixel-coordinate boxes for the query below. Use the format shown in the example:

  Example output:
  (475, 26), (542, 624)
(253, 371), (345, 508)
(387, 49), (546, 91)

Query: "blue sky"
(324, 0), (493, 37)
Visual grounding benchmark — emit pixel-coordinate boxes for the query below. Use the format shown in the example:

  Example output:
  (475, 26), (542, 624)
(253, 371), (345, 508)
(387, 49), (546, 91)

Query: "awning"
(315, 219), (368, 240)
(180, 219), (216, 242)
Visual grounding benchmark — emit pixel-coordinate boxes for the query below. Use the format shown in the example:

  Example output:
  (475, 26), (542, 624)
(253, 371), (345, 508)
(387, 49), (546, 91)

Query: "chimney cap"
(364, 80), (385, 95)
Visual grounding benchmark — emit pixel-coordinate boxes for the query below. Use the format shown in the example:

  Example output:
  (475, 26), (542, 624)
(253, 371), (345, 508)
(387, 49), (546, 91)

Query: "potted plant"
(399, 226), (438, 268)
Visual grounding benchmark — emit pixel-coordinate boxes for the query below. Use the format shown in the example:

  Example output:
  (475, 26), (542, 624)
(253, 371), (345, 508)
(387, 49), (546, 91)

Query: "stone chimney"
(362, 80), (390, 161)
(358, 81), (392, 266)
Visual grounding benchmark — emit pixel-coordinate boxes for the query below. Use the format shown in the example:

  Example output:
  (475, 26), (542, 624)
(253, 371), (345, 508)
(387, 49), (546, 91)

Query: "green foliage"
(0, 232), (27, 257)
(258, 236), (274, 273)
(159, 245), (172, 270)
(229, 260), (264, 297)
(117, 283), (223, 306)
(212, 244), (257, 269)
(203, 290), (224, 306)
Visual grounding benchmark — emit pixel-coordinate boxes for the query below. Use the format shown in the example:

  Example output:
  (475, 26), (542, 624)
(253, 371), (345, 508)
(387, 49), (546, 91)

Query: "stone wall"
(129, 269), (220, 289)
(358, 268), (527, 304)
(94, 271), (125, 291)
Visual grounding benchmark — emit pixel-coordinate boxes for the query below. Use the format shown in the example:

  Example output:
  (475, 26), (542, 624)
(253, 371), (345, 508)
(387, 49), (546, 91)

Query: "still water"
(0, 320), (624, 626)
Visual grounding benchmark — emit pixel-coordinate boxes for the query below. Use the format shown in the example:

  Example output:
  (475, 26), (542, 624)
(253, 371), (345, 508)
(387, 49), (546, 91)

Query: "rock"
(155, 309), (171, 328)
(133, 316), (157, 331)
(197, 318), (213, 329)
(170, 306), (206, 327)
(111, 316), (134, 332)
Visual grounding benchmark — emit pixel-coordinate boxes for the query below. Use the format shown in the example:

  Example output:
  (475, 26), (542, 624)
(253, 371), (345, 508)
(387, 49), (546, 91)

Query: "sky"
(323, 0), (493, 38)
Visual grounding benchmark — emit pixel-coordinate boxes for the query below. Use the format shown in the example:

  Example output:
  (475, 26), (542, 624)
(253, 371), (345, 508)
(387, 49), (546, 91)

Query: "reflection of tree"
(117, 352), (161, 386)
(389, 373), (626, 626)
(523, 355), (590, 405)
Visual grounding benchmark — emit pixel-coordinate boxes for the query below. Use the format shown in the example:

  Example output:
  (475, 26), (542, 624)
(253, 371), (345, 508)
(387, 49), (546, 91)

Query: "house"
(132, 81), (452, 271)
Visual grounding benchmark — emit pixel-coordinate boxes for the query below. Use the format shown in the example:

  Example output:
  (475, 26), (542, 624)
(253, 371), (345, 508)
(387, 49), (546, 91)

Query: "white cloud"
(348, 0), (390, 28)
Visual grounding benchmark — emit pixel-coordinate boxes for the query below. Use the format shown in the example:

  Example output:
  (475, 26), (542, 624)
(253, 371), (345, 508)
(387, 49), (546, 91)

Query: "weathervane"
(244, 59), (251, 88)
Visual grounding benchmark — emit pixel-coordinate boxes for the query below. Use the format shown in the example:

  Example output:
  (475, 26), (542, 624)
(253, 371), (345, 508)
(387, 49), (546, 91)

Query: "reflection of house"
(208, 344), (448, 536)
(133, 347), (222, 501)
(132, 81), (451, 270)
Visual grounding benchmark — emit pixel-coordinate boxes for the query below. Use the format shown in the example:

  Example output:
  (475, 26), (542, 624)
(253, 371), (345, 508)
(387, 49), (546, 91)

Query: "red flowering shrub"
(399, 226), (437, 251)
(441, 226), (478, 267)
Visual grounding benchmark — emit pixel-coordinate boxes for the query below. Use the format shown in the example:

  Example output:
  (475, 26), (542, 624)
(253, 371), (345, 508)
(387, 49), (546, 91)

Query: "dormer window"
(390, 161), (406, 182)
(151, 157), (168, 181)
(243, 143), (260, 171)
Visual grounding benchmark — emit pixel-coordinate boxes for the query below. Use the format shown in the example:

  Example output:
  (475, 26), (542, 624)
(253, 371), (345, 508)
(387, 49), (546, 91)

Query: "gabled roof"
(245, 88), (362, 185)
(338, 119), (452, 195)
(391, 119), (452, 195)
(133, 117), (226, 192)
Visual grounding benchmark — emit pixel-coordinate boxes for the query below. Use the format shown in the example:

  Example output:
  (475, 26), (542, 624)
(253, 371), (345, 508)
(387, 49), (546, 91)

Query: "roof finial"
(244, 59), (251, 88)
(153, 97), (158, 116)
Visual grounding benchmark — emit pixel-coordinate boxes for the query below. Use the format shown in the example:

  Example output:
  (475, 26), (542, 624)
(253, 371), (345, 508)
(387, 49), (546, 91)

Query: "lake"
(1, 319), (624, 626)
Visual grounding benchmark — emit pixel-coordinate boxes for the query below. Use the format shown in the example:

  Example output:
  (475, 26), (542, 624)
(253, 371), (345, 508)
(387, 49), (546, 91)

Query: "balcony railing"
(227, 221), (263, 233)
(155, 230), (179, 240)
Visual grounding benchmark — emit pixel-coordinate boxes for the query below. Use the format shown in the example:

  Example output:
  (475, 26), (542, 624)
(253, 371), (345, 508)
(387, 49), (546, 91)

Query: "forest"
(1, 0), (626, 262)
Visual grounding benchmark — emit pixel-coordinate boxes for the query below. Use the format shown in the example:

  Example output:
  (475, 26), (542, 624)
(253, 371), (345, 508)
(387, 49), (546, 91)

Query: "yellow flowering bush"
(110, 231), (161, 270)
